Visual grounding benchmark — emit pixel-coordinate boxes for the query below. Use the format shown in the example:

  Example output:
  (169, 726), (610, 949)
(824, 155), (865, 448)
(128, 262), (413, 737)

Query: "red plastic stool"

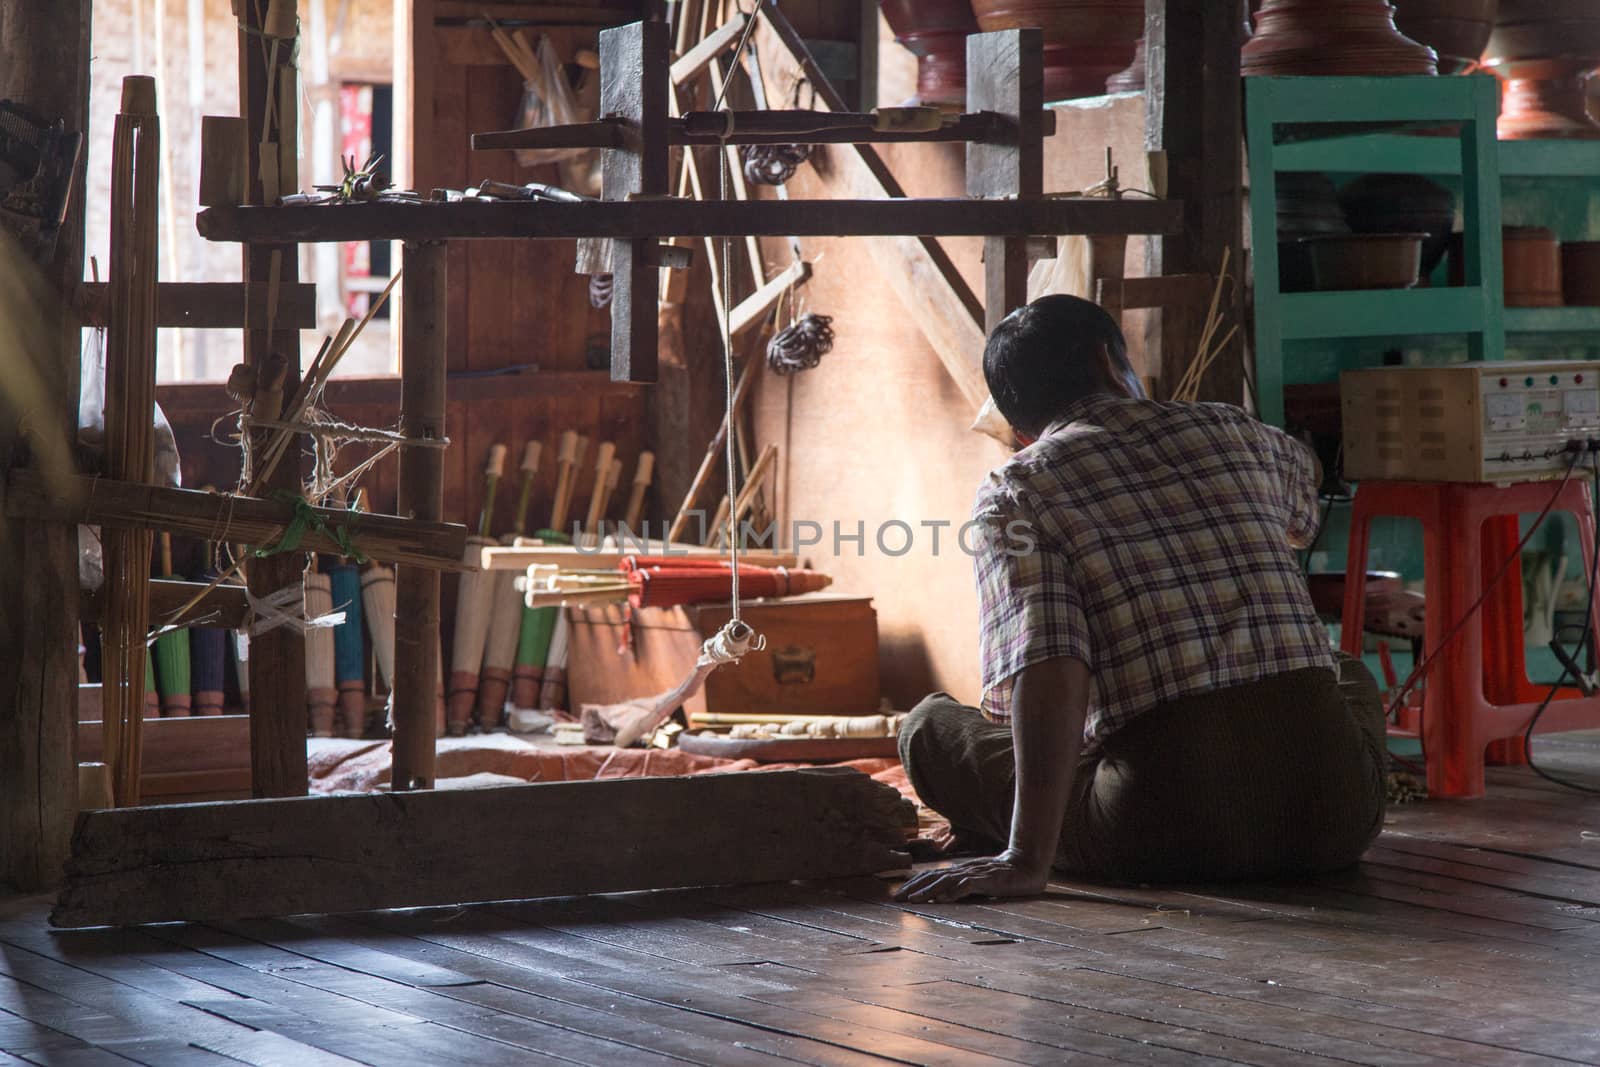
(1341, 479), (1600, 798)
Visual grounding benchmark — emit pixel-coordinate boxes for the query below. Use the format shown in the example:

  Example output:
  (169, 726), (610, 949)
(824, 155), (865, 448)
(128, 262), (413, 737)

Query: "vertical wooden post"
(602, 20), (670, 384)
(1144, 0), (1245, 405)
(393, 240), (447, 791)
(239, 1), (308, 797)
(966, 28), (1044, 333)
(0, 0), (90, 890)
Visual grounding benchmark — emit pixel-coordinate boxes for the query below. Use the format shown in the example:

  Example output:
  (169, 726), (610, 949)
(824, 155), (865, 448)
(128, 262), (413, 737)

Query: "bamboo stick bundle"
(304, 565), (337, 737)
(101, 75), (161, 807)
(328, 561), (366, 737)
(730, 443), (778, 532)
(246, 272), (401, 500)
(151, 534), (191, 717)
(624, 451), (655, 534)
(479, 441), (541, 728)
(447, 444), (506, 734)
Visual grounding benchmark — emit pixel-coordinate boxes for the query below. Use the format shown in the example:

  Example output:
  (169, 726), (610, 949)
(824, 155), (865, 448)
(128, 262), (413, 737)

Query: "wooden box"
(565, 595), (881, 716)
(688, 595), (881, 716)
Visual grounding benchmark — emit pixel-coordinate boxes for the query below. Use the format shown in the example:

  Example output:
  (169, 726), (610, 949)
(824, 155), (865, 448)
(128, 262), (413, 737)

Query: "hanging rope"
(708, 4), (764, 655)
(739, 142), (812, 186)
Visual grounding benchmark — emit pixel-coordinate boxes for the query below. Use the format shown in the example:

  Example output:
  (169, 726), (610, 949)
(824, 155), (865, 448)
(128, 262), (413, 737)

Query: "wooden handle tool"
(624, 451), (655, 532)
(583, 441), (617, 537)
(548, 431), (579, 533)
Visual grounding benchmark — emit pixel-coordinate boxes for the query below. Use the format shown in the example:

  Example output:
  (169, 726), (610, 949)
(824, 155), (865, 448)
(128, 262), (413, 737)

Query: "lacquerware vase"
(1483, 1), (1600, 139)
(1242, 0), (1438, 76)
(880, 0), (979, 109)
(1393, 0), (1498, 74)
(1106, 34), (1147, 93)
(970, 0), (1145, 101)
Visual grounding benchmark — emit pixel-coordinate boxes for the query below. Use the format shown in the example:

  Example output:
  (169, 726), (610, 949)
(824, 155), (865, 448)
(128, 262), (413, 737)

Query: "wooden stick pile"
(101, 75), (162, 806)
(245, 271), (401, 499)
(1171, 247), (1239, 404)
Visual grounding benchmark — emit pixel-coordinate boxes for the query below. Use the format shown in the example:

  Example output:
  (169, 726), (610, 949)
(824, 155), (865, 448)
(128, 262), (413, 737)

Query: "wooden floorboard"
(4, 764), (1600, 1065)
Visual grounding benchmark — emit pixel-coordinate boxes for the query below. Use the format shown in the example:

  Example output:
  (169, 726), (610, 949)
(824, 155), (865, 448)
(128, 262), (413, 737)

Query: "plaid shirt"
(973, 394), (1334, 754)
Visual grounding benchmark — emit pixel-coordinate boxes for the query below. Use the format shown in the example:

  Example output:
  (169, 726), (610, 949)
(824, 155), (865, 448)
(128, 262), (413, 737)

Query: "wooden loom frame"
(12, 1), (1209, 921)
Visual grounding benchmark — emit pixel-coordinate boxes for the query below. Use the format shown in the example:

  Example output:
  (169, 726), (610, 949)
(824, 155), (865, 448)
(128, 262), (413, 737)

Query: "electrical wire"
(1382, 449), (1582, 725)
(1522, 458), (1600, 794)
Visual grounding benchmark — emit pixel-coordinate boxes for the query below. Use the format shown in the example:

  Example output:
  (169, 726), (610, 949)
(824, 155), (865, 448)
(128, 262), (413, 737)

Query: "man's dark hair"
(983, 294), (1135, 436)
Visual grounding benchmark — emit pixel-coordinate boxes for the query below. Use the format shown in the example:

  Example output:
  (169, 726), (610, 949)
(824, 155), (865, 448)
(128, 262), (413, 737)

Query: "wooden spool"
(304, 570), (337, 737)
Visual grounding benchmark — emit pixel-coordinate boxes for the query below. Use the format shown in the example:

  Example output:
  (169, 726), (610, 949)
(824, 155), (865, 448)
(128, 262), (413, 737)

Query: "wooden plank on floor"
(53, 767), (913, 927)
(849, 887), (1600, 1060)
(347, 907), (928, 1067)
(142, 924), (585, 1067)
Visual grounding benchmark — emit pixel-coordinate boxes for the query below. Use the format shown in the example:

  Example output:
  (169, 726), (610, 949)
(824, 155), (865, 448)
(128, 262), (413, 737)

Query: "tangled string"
(589, 273), (614, 309)
(740, 142), (813, 186)
(766, 312), (834, 375)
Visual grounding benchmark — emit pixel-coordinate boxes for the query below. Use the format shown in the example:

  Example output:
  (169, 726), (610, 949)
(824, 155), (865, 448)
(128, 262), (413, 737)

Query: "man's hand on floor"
(893, 850), (1049, 904)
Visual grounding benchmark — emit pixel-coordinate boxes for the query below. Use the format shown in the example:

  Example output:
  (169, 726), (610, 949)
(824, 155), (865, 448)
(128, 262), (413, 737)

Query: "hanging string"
(713, 4), (760, 626)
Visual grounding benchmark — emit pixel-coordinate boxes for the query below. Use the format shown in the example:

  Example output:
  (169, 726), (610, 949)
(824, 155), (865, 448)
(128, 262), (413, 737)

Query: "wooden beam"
(74, 282), (317, 330)
(1099, 272), (1212, 311)
(967, 29), (1045, 334)
(471, 110), (1058, 151)
(0, 0), (89, 892)
(196, 198), (1185, 244)
(1144, 0), (1245, 404)
(670, 12), (749, 86)
(50, 766), (915, 927)
(4, 470), (470, 571)
(602, 20), (671, 384)
(392, 240), (449, 791)
(728, 258), (810, 337)
(431, 1), (636, 24)
(240, 0), (308, 800)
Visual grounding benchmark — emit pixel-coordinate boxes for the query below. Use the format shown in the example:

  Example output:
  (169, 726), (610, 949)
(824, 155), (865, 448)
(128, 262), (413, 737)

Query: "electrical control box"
(1341, 361), (1600, 483)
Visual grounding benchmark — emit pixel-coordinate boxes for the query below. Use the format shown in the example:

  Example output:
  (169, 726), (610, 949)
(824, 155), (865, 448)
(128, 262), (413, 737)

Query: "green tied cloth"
(252, 491), (369, 564)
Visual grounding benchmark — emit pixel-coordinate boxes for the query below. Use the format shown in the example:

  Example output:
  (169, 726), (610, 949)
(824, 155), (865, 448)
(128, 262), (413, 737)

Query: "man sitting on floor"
(896, 294), (1385, 904)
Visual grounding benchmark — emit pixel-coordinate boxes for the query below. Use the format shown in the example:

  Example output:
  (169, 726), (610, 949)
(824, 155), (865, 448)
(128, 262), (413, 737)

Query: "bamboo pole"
(101, 75), (161, 807)
(392, 241), (447, 790)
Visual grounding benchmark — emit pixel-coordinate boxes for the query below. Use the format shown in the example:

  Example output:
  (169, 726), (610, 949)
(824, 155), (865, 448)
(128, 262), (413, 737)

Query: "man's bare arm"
(895, 656), (1090, 903)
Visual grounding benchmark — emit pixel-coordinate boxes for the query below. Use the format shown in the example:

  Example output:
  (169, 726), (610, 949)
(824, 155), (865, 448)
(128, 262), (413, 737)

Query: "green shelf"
(1279, 288), (1493, 341)
(1505, 307), (1600, 334)
(1275, 134), (1600, 177)
(1249, 75), (1505, 426)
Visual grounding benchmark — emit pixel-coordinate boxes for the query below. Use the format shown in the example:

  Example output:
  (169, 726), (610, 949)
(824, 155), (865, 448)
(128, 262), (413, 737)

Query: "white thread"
(247, 583), (345, 636)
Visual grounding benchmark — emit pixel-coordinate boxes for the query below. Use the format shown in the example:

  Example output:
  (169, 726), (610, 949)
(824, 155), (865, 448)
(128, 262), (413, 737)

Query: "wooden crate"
(565, 595), (882, 716)
(689, 595), (881, 716)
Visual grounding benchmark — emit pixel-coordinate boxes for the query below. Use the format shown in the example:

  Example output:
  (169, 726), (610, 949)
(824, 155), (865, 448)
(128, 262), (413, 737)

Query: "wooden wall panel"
(749, 78), (1153, 710)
